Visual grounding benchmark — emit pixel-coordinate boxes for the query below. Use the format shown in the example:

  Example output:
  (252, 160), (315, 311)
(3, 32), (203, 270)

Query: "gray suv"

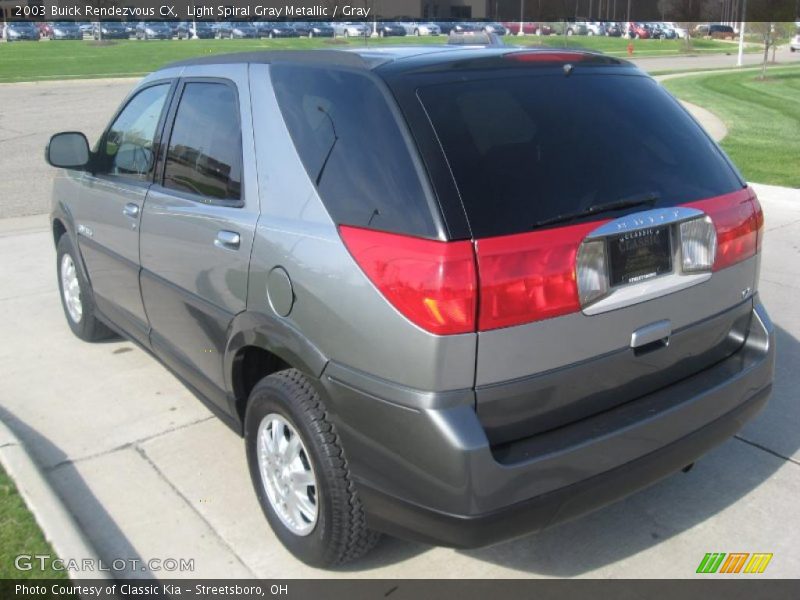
(46, 48), (775, 567)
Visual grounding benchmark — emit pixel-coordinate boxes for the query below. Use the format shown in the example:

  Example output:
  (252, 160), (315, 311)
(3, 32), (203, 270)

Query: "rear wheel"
(245, 369), (380, 567)
(56, 235), (114, 342)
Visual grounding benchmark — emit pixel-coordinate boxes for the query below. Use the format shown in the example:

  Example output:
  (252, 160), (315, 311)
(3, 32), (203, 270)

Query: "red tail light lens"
(475, 221), (604, 331)
(685, 188), (760, 272)
(339, 226), (477, 335)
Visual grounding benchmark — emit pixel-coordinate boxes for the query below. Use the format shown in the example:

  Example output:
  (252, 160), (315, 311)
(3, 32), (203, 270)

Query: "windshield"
(416, 71), (742, 237)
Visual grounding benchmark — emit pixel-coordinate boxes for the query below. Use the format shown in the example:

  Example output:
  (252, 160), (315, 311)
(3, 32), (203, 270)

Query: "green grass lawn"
(0, 36), (755, 83)
(663, 66), (800, 188)
(0, 465), (68, 579)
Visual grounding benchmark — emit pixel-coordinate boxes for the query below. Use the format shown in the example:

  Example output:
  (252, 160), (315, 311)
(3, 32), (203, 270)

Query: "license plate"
(608, 226), (672, 287)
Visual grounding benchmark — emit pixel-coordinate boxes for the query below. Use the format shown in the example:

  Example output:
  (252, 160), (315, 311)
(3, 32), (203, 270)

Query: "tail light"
(339, 226), (476, 335)
(475, 222), (602, 331)
(340, 190), (763, 336)
(685, 189), (761, 272)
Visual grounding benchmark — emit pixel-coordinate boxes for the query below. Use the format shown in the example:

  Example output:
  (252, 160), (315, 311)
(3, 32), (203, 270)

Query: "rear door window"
(417, 72), (742, 238)
(271, 65), (438, 238)
(163, 82), (242, 202)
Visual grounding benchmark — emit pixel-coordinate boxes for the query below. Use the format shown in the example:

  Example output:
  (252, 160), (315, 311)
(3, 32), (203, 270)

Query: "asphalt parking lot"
(0, 58), (799, 578)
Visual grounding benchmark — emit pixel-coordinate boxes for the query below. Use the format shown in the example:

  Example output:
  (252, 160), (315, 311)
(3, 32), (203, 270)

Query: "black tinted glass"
(418, 73), (742, 238)
(271, 65), (437, 238)
(164, 82), (242, 202)
(101, 84), (169, 181)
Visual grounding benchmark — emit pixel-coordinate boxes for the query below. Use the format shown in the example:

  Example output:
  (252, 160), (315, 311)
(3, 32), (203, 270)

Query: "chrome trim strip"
(586, 207), (704, 238)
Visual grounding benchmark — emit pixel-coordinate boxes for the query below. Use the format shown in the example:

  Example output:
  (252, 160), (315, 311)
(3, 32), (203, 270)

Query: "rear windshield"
(271, 65), (438, 238)
(417, 72), (742, 238)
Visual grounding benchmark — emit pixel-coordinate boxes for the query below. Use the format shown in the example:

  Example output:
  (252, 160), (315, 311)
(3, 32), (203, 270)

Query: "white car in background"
(664, 22), (688, 38)
(404, 22), (441, 36)
(790, 32), (800, 52)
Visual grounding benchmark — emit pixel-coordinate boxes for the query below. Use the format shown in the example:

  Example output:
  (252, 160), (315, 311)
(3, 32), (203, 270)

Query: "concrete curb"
(0, 418), (111, 580)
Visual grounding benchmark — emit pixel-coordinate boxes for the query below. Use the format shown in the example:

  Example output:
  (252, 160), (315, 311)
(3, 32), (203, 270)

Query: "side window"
(271, 65), (436, 238)
(163, 82), (242, 202)
(100, 84), (170, 181)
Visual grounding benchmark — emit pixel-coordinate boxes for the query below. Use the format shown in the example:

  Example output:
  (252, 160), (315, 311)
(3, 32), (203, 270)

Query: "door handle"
(122, 203), (140, 219)
(214, 230), (241, 251)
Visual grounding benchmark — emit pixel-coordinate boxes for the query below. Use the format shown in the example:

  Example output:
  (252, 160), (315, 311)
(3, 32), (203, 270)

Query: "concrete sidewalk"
(0, 183), (798, 578)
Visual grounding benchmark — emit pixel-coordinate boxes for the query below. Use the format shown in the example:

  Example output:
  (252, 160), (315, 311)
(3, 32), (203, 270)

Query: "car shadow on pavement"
(0, 404), (148, 579)
(455, 324), (800, 576)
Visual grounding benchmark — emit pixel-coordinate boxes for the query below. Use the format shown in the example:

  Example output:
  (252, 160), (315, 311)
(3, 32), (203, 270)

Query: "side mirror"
(46, 132), (90, 170)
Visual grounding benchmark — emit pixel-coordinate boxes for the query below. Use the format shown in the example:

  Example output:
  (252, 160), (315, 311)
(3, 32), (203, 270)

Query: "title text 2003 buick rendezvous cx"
(46, 47), (775, 567)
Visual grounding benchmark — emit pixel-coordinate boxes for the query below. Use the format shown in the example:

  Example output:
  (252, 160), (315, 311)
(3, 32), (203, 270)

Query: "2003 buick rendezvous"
(46, 47), (775, 567)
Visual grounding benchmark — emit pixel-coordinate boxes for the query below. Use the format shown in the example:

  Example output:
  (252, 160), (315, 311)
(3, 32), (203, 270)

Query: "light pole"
(518, 0), (525, 36)
(737, 0), (747, 66)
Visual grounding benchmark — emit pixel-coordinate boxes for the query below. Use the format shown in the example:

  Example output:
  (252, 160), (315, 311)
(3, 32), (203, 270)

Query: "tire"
(567, 29), (574, 36)
(587, 31), (594, 36)
(56, 235), (115, 342)
(245, 369), (380, 567)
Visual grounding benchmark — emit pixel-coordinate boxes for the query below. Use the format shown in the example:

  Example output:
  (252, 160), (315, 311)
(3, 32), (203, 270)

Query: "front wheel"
(56, 235), (114, 342)
(245, 369), (380, 567)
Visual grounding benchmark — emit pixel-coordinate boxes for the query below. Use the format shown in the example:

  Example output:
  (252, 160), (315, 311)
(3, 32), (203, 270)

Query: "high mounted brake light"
(504, 51), (590, 63)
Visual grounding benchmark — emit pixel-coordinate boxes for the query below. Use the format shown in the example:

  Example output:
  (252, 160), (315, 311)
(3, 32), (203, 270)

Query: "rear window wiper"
(532, 192), (660, 229)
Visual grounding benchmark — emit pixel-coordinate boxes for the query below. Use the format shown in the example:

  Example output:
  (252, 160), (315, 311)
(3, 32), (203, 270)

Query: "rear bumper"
(321, 300), (775, 548)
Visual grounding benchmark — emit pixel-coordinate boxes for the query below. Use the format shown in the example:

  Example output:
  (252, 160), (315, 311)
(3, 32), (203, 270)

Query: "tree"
(748, 0), (795, 78)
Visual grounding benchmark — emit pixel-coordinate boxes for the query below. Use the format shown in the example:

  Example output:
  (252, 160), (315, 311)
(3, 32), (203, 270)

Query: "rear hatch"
(386, 52), (764, 445)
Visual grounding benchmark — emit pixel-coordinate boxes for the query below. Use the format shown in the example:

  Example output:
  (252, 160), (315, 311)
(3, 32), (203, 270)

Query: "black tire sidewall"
(244, 377), (339, 567)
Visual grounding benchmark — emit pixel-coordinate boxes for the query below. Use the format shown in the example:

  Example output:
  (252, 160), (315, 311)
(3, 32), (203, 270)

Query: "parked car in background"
(185, 21), (215, 39)
(374, 22), (407, 37)
(255, 22), (298, 38)
(502, 21), (552, 35)
(663, 21), (688, 38)
(49, 22), (83, 40)
(77, 22), (93, 36)
(36, 22), (52, 38)
(213, 22), (232, 37)
(290, 22), (331, 37)
(585, 21), (606, 35)
(332, 21), (369, 37)
(625, 22), (650, 38)
(122, 21), (138, 35)
(3, 21), (40, 41)
(604, 22), (622, 36)
(404, 22), (440, 36)
(549, 20), (588, 36)
(693, 23), (710, 36)
(436, 22), (481, 35)
(227, 22), (258, 39)
(791, 32), (800, 52)
(93, 21), (130, 40)
(708, 24), (735, 39)
(46, 46), (773, 569)
(481, 22), (508, 35)
(135, 21), (173, 40)
(301, 22), (335, 37)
